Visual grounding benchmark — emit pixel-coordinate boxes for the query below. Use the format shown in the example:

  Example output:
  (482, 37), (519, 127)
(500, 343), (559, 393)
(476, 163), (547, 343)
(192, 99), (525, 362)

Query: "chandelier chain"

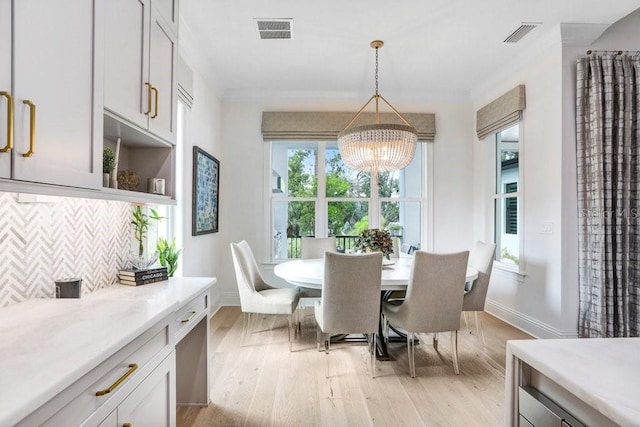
(375, 46), (379, 96)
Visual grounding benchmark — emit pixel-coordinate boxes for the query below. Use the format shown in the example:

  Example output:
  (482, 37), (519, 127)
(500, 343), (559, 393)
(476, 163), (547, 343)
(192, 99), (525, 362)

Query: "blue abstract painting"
(192, 146), (219, 235)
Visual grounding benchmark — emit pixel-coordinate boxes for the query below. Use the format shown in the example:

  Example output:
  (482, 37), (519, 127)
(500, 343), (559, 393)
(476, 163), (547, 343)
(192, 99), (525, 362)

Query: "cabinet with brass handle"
(180, 311), (196, 323)
(1, 0), (102, 189)
(104, 0), (177, 144)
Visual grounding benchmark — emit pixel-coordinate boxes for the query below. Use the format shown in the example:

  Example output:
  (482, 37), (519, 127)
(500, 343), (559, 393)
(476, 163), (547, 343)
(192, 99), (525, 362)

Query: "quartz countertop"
(0, 277), (215, 426)
(507, 338), (640, 426)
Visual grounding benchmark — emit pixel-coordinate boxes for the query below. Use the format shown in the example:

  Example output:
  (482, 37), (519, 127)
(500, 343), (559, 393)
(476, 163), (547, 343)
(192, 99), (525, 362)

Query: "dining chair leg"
(383, 315), (390, 344)
(370, 333), (376, 378)
(241, 312), (248, 346)
(433, 332), (438, 352)
(316, 325), (320, 352)
(463, 311), (469, 329)
(407, 332), (416, 378)
(325, 338), (331, 378)
(451, 330), (460, 375)
(288, 313), (293, 352)
(475, 311), (486, 348)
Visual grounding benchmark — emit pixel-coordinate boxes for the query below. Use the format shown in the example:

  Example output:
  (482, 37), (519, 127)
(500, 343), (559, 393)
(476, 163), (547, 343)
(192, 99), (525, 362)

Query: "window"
(270, 141), (424, 259)
(494, 124), (521, 267)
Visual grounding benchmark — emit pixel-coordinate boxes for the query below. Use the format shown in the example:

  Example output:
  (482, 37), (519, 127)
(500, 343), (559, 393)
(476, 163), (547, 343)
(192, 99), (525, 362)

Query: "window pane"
(272, 200), (315, 259)
(381, 201), (421, 250)
(379, 144), (422, 198)
(327, 201), (368, 251)
(325, 142), (370, 197)
(494, 198), (519, 265)
(272, 142), (317, 197)
(496, 125), (519, 194)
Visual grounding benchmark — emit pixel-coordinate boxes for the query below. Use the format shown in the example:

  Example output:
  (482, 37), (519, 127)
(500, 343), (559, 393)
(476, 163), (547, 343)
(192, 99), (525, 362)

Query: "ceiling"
(180, 0), (640, 101)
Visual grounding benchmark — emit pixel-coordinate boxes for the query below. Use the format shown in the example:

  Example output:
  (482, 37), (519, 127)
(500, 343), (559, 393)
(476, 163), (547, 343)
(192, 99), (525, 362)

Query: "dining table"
(274, 256), (479, 360)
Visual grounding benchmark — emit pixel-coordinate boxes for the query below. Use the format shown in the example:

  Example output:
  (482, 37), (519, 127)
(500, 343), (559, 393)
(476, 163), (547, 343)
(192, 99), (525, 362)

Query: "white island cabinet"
(0, 0), (102, 189)
(505, 338), (640, 426)
(0, 277), (214, 427)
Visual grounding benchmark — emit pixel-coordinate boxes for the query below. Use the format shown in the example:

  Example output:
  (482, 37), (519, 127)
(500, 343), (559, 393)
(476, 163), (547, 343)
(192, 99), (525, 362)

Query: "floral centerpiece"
(354, 228), (394, 260)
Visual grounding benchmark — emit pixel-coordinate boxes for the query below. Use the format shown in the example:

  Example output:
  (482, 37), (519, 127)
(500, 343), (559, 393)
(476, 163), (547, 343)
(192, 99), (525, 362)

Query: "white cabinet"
(0, 0), (11, 179)
(7, 0), (102, 189)
(104, 0), (177, 145)
(117, 351), (176, 427)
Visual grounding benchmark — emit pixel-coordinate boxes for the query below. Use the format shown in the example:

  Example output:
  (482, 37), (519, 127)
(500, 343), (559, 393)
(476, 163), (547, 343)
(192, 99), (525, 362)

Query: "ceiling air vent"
(255, 18), (293, 40)
(503, 23), (540, 43)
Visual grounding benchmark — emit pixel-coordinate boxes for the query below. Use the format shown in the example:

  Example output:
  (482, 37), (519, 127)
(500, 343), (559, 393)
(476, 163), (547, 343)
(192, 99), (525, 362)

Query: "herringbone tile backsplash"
(0, 192), (131, 307)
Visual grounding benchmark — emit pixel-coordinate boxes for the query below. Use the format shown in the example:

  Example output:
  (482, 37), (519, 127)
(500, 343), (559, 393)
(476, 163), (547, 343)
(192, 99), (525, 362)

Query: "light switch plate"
(541, 222), (553, 234)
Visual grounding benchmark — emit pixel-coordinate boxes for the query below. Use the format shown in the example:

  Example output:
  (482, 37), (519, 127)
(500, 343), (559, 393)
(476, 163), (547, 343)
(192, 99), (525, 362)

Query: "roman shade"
(177, 55), (194, 109)
(476, 85), (526, 140)
(261, 112), (436, 142)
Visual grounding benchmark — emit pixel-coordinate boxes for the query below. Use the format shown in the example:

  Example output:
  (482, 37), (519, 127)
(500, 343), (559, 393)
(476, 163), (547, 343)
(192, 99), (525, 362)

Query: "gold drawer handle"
(144, 82), (152, 116)
(95, 363), (138, 396)
(123, 424), (132, 427)
(151, 86), (158, 119)
(180, 311), (197, 323)
(0, 91), (13, 152)
(22, 100), (36, 157)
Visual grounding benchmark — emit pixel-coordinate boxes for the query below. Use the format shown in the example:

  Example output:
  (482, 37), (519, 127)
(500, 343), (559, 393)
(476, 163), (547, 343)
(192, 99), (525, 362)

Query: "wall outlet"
(541, 222), (553, 234)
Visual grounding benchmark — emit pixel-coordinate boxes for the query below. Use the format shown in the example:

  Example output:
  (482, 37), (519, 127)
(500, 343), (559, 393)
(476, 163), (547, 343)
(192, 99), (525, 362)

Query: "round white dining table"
(274, 256), (479, 290)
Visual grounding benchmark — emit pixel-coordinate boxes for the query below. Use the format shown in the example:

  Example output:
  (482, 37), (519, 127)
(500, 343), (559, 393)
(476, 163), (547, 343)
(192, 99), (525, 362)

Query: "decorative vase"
(103, 173), (110, 187)
(128, 250), (159, 270)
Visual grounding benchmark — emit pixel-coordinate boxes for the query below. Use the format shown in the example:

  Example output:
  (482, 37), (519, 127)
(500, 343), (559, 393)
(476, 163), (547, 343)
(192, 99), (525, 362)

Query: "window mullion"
(316, 142), (327, 237)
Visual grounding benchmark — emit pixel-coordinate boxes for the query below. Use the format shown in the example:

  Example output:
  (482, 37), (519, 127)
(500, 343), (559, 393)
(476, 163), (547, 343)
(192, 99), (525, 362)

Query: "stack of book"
(119, 266), (168, 286)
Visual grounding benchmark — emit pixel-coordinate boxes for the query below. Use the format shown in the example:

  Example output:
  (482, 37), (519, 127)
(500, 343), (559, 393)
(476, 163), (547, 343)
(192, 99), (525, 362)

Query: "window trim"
(490, 122), (525, 275)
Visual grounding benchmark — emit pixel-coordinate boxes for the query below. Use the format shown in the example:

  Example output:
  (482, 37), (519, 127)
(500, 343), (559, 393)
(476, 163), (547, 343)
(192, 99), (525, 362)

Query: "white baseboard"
(485, 299), (578, 339)
(220, 291), (240, 307)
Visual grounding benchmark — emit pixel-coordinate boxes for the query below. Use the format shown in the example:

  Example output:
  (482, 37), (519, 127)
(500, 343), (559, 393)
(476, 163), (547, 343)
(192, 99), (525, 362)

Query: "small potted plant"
(157, 237), (182, 277)
(354, 228), (394, 260)
(103, 147), (115, 187)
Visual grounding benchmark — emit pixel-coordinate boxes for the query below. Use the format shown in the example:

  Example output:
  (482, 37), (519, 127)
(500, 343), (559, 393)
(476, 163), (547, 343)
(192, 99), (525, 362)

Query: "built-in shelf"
(104, 111), (174, 148)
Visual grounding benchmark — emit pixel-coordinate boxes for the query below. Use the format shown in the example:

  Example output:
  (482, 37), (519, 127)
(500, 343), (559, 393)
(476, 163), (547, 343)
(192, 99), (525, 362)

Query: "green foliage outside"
(285, 149), (401, 239)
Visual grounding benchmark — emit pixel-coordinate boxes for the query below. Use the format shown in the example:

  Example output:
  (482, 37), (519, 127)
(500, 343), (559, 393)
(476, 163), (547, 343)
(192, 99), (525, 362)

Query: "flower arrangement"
(354, 228), (394, 260)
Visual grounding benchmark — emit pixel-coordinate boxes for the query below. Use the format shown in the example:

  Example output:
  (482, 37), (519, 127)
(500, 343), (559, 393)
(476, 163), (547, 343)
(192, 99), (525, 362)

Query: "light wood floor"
(177, 306), (532, 427)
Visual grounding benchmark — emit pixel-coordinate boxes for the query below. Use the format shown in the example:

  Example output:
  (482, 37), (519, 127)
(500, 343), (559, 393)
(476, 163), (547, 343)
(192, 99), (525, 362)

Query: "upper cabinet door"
(0, 0), (12, 179)
(153, 0), (179, 35)
(104, 0), (150, 130)
(12, 0), (102, 189)
(148, 9), (177, 144)
(104, 0), (176, 144)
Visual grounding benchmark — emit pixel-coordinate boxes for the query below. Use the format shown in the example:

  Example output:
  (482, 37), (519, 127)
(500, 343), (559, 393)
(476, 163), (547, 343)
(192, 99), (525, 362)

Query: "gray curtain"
(576, 52), (640, 337)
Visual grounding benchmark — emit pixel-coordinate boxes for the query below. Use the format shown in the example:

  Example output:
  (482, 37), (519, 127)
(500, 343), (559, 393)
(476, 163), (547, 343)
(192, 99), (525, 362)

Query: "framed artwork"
(192, 146), (219, 235)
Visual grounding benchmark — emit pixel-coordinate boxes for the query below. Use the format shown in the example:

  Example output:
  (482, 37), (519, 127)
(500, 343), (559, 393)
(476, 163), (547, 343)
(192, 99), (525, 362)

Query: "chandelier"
(338, 40), (418, 173)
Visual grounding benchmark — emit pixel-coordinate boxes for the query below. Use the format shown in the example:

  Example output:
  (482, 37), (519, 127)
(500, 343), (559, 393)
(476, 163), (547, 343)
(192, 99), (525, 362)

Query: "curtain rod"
(585, 50), (638, 55)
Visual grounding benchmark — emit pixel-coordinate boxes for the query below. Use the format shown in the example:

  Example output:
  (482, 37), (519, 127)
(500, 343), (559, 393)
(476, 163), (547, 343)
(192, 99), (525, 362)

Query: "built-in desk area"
(0, 277), (215, 426)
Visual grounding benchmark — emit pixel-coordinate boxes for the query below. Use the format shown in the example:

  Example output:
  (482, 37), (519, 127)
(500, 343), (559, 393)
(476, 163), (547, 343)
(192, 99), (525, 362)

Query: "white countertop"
(507, 338), (640, 426)
(0, 277), (215, 426)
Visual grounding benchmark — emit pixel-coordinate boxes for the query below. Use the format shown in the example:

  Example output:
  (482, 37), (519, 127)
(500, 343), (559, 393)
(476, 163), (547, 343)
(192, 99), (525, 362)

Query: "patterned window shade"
(476, 85), (526, 140)
(261, 112), (436, 142)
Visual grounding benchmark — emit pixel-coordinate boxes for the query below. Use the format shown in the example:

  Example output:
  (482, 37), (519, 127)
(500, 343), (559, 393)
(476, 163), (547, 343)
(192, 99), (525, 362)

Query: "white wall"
(472, 26), (567, 338)
(178, 22), (224, 310)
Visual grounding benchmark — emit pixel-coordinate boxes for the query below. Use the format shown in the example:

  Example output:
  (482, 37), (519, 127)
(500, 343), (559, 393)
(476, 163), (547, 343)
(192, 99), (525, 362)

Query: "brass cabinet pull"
(95, 363), (138, 397)
(144, 82), (152, 116)
(22, 100), (36, 157)
(123, 423), (132, 427)
(180, 311), (197, 323)
(0, 91), (13, 152)
(151, 86), (158, 119)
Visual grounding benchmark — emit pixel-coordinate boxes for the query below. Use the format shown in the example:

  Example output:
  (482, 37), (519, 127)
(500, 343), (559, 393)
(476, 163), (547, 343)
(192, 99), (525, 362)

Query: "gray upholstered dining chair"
(382, 250), (469, 377)
(299, 236), (337, 297)
(463, 241), (496, 347)
(230, 240), (300, 351)
(314, 251), (383, 378)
